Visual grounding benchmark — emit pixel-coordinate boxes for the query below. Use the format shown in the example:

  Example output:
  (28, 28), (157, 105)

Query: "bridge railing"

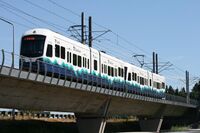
(190, 99), (199, 105)
(0, 49), (199, 106)
(165, 94), (189, 104)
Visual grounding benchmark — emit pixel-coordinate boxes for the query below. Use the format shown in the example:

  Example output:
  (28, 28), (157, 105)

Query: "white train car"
(20, 28), (166, 98)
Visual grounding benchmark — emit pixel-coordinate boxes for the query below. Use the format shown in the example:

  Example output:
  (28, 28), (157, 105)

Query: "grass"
(170, 125), (189, 132)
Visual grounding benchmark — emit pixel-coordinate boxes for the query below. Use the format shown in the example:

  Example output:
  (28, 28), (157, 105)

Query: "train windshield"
(20, 35), (46, 57)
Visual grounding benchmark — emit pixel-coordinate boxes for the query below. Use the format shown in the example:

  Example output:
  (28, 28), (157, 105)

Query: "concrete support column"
(139, 117), (163, 132)
(76, 117), (106, 133)
(76, 98), (111, 133)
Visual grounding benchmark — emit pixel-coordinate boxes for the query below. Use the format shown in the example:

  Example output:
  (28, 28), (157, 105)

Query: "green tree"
(179, 87), (186, 97)
(168, 85), (175, 95)
(190, 81), (200, 100)
(175, 88), (179, 96)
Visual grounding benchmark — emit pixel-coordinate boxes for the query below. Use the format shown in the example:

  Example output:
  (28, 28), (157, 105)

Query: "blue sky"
(0, 0), (199, 89)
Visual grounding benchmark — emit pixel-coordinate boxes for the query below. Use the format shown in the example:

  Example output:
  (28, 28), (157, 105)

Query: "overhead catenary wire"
(0, 0), (67, 33)
(0, 16), (32, 29)
(47, 0), (81, 17)
(0, 4), (38, 27)
(23, 0), (76, 25)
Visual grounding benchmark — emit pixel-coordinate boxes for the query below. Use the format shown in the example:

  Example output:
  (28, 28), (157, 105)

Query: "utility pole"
(88, 16), (92, 47)
(152, 52), (156, 73)
(186, 70), (190, 104)
(81, 12), (85, 44)
(156, 53), (158, 74)
(152, 52), (159, 74)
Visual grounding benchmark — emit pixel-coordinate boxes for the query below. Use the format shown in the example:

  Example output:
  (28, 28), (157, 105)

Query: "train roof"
(23, 28), (90, 50)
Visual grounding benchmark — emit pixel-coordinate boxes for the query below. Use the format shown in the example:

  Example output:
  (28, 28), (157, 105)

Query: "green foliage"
(165, 85), (187, 97)
(179, 87), (186, 97)
(170, 125), (189, 131)
(190, 81), (200, 101)
(165, 85), (175, 95)
(166, 80), (200, 101)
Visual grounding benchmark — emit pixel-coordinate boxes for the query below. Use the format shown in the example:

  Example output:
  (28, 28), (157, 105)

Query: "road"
(117, 130), (200, 133)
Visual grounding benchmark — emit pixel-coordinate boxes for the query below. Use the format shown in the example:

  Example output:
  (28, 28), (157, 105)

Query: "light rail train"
(20, 28), (165, 98)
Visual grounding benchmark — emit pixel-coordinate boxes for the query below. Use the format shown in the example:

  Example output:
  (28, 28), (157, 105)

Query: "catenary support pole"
(153, 52), (155, 73)
(156, 53), (158, 74)
(186, 70), (190, 104)
(81, 12), (85, 44)
(88, 16), (92, 47)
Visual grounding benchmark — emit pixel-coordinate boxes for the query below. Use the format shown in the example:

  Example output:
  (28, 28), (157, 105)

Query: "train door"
(90, 48), (99, 75)
(124, 66), (128, 81)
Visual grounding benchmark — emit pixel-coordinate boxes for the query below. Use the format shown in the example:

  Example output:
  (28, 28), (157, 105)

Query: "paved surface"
(163, 129), (200, 133)
(116, 129), (200, 132)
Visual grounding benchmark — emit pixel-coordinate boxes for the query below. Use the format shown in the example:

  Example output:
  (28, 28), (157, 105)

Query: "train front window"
(21, 35), (46, 57)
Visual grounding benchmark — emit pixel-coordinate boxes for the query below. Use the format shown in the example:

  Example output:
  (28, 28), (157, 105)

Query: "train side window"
(140, 77), (142, 85)
(135, 73), (137, 81)
(137, 76), (140, 83)
(73, 54), (77, 66)
(85, 58), (87, 68)
(150, 79), (152, 86)
(67, 52), (69, 62)
(104, 64), (107, 74)
(143, 78), (145, 85)
(162, 82), (165, 88)
(102, 64), (104, 73)
(55, 44), (60, 57)
(61, 46), (65, 59)
(142, 77), (145, 85)
(157, 82), (161, 89)
(111, 67), (114, 77)
(133, 73), (137, 81)
(128, 73), (131, 81)
(87, 59), (89, 69)
(94, 60), (97, 71)
(132, 72), (134, 81)
(70, 52), (72, 63)
(78, 55), (81, 67)
(115, 68), (117, 77)
(118, 67), (120, 77)
(108, 66), (111, 76)
(83, 57), (85, 67)
(121, 68), (124, 77)
(46, 44), (52, 57)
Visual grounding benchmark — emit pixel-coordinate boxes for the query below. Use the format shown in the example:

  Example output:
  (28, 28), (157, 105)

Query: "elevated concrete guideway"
(0, 66), (198, 133)
(0, 51), (198, 133)
(0, 66), (196, 115)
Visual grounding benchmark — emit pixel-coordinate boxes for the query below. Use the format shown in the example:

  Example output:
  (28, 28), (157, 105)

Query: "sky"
(0, 0), (200, 89)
